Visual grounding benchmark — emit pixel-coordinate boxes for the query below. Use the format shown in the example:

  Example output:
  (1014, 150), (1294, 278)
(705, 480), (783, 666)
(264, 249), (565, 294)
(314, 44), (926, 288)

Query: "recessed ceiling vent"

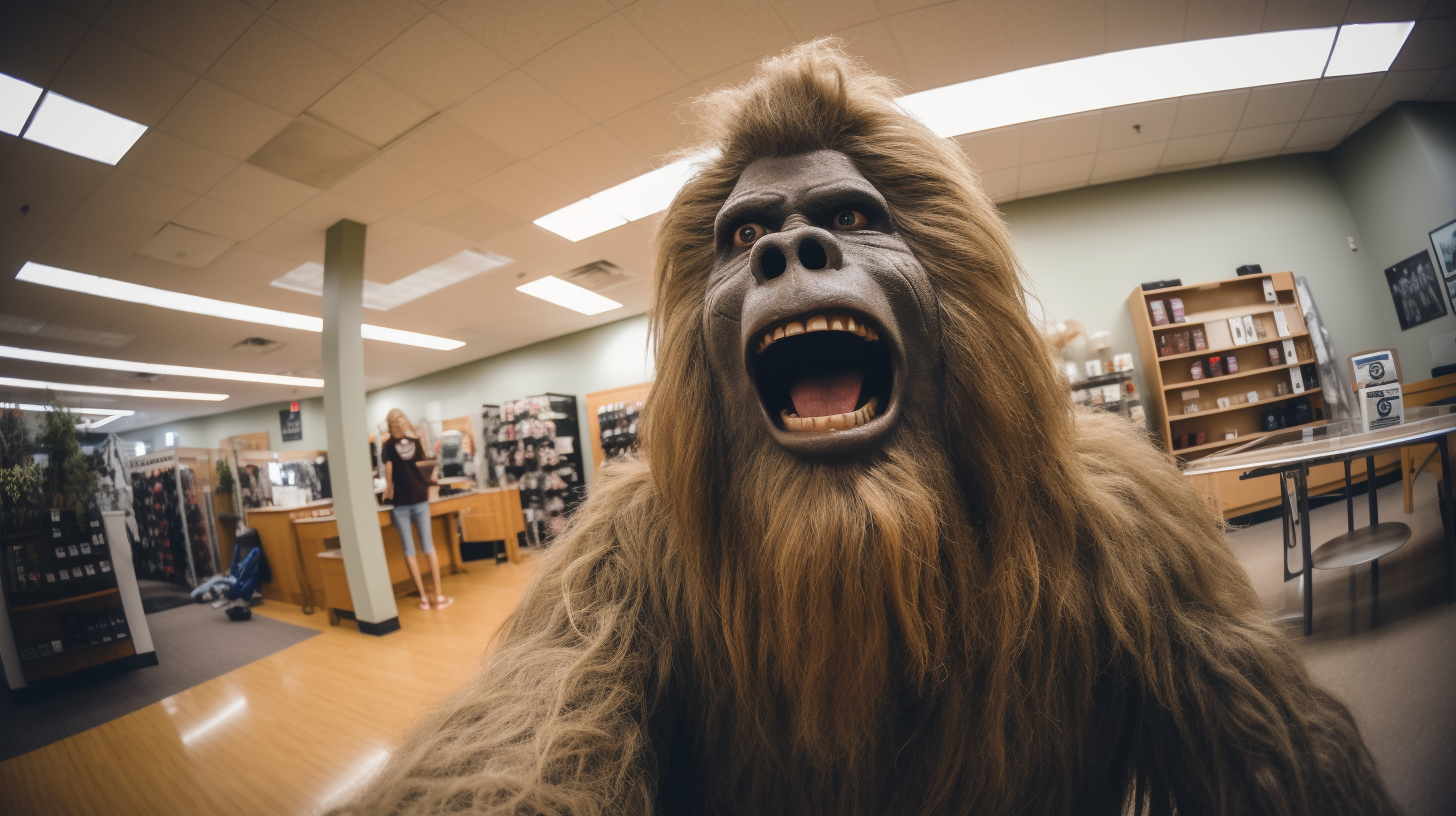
(232, 337), (285, 355)
(131, 372), (163, 383)
(563, 260), (635, 293)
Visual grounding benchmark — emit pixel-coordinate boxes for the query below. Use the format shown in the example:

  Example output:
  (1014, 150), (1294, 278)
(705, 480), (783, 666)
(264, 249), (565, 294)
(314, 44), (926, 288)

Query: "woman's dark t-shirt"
(382, 435), (430, 506)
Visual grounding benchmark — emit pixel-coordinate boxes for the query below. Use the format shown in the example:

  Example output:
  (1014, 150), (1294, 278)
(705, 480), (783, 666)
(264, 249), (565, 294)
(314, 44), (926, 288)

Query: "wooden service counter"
(248, 489), (525, 611)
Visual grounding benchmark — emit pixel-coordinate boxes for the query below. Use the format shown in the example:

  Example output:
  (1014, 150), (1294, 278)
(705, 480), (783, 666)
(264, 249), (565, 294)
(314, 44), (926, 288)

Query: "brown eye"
(833, 210), (868, 229)
(733, 223), (766, 247)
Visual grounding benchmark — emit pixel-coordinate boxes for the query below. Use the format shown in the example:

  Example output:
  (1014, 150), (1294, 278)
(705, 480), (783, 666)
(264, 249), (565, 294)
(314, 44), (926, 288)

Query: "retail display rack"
(126, 448), (221, 588)
(482, 394), (584, 546)
(1129, 270), (1326, 460)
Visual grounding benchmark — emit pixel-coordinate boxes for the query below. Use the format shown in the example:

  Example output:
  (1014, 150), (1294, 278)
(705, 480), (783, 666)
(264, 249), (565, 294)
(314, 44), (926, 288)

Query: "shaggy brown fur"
(339, 41), (1395, 816)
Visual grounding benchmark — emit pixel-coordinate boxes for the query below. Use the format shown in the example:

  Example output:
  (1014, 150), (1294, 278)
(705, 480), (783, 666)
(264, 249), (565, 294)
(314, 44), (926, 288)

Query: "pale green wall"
(122, 396), (327, 453)
(1331, 103), (1456, 378)
(1002, 153), (1388, 405)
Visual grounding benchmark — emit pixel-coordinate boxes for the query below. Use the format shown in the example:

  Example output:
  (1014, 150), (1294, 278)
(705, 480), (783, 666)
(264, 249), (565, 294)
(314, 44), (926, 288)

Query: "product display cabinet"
(482, 394), (584, 546)
(586, 382), (651, 471)
(1130, 271), (1326, 461)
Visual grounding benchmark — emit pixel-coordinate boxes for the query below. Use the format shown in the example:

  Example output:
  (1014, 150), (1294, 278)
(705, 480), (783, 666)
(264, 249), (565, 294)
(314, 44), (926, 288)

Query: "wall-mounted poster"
(279, 401), (303, 442)
(1384, 249), (1447, 331)
(1429, 217), (1456, 305)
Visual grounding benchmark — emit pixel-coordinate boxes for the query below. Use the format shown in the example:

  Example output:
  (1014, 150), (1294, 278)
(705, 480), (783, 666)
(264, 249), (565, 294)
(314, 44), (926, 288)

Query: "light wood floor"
(0, 553), (539, 816)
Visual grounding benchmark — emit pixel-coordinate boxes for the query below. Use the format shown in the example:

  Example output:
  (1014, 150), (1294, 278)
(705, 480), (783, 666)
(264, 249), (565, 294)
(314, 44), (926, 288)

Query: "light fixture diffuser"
(271, 249), (512, 312)
(1324, 22), (1415, 78)
(17, 262), (465, 350)
(0, 73), (42, 136)
(0, 345), (324, 387)
(23, 91), (148, 165)
(533, 199), (627, 243)
(0, 376), (228, 401)
(591, 155), (711, 222)
(516, 276), (623, 315)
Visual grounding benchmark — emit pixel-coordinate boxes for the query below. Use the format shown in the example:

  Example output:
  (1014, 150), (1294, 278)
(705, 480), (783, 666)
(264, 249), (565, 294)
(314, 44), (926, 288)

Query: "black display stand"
(483, 394), (585, 546)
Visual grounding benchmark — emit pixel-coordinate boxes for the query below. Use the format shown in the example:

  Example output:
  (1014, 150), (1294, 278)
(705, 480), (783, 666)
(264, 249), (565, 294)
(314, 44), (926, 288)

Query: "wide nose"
(749, 226), (844, 283)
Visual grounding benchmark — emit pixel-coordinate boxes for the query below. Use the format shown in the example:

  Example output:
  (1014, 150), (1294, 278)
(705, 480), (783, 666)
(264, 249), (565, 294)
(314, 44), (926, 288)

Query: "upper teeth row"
(756, 314), (879, 353)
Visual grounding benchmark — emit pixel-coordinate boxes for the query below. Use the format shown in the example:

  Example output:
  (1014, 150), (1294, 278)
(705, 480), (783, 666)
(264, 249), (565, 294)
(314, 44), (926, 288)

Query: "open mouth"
(750, 312), (894, 433)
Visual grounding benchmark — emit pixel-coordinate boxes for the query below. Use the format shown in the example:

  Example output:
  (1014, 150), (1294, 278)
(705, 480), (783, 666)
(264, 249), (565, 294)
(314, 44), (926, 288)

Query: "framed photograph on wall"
(1430, 217), (1456, 305)
(1384, 249), (1448, 331)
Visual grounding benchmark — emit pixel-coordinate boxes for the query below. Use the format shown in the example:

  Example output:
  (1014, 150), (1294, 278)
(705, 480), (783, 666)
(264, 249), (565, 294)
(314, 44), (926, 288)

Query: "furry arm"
(333, 465), (664, 816)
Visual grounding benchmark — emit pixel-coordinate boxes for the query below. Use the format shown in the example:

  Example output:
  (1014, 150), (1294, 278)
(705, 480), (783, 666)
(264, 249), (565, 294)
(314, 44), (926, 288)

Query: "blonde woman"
(381, 408), (451, 610)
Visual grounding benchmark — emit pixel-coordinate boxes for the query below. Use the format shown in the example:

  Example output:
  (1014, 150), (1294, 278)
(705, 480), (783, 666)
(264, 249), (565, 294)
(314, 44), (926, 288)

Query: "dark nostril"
(759, 245), (787, 280)
(798, 238), (827, 270)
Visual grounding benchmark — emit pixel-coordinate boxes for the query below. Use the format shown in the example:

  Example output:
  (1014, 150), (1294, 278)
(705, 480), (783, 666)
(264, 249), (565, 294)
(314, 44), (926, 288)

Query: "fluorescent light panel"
(1325, 22), (1415, 77)
(516, 276), (622, 315)
(1, 402), (135, 417)
(17, 263), (465, 350)
(533, 199), (626, 243)
(0, 74), (42, 135)
(0, 345), (323, 387)
(271, 249), (512, 311)
(0, 376), (227, 401)
(23, 91), (147, 165)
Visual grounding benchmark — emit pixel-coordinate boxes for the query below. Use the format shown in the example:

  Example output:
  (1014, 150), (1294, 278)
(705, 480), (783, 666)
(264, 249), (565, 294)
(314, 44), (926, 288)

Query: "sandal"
(419, 599), (432, 610)
(432, 595), (454, 610)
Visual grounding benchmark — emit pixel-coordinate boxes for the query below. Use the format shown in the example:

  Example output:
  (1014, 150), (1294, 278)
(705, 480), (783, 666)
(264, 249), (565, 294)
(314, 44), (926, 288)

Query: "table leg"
(1440, 435), (1454, 604)
(446, 512), (466, 575)
(1297, 466), (1314, 636)
(1344, 459), (1354, 533)
(1367, 455), (1379, 526)
(1281, 472), (1298, 583)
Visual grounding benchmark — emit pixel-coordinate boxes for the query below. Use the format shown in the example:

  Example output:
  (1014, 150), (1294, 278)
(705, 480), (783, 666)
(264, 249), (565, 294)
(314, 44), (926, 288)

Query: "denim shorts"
(389, 501), (434, 557)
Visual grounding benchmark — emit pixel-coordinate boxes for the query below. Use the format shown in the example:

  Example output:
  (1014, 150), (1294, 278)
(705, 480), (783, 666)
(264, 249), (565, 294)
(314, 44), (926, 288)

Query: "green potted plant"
(40, 399), (98, 532)
(0, 407), (44, 535)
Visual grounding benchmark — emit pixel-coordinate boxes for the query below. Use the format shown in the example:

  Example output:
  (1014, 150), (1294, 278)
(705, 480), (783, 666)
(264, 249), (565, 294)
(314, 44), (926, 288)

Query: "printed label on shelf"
(1262, 279), (1277, 302)
(1274, 308), (1291, 337)
(1282, 339), (1297, 363)
(1289, 367), (1305, 394)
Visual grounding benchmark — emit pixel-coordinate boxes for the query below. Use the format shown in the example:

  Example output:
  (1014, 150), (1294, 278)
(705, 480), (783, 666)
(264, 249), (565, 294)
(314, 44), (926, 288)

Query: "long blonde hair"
(384, 407), (416, 440)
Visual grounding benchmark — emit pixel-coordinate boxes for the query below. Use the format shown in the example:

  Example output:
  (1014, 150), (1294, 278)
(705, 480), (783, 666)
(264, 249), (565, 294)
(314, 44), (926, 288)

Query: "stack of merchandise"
(483, 395), (584, 546)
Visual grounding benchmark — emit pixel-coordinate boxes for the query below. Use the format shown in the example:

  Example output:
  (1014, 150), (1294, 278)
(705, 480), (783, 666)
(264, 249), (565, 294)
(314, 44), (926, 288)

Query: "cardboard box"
(1359, 382), (1404, 431)
(1352, 350), (1397, 388)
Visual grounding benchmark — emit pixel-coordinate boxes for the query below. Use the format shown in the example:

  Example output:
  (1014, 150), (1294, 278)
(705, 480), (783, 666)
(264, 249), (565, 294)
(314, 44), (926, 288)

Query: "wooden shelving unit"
(1129, 271), (1327, 461)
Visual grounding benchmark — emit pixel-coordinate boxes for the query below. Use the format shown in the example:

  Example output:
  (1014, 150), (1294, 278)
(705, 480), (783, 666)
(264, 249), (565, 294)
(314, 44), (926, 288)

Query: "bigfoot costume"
(343, 42), (1394, 816)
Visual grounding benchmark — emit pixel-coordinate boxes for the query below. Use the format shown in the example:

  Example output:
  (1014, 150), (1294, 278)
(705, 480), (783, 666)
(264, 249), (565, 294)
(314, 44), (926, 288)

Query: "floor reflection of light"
(160, 696), (178, 715)
(315, 747), (391, 814)
(179, 697), (248, 746)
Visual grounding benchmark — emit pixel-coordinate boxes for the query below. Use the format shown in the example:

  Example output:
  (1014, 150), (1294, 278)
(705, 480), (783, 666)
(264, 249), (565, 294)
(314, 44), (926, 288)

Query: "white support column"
(322, 219), (399, 635)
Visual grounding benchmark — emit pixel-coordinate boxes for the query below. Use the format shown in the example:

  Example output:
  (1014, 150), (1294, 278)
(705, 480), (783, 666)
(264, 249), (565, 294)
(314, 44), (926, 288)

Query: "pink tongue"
(790, 370), (864, 418)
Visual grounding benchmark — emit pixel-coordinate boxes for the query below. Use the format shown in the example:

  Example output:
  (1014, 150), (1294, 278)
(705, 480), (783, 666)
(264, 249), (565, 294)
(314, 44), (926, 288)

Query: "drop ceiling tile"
(137, 222), (238, 268)
(602, 91), (697, 163)
(1160, 131), (1233, 167)
(1090, 142), (1166, 181)
(381, 117), (515, 189)
(977, 167), (1018, 202)
(0, 1), (90, 87)
(1349, 109), (1381, 135)
(366, 224), (474, 283)
(1170, 91), (1249, 139)
(116, 131), (241, 194)
(86, 171), (197, 223)
(1018, 154), (1094, 196)
(32, 233), (136, 275)
(770, 0), (880, 38)
(528, 127), (650, 196)
(270, 0), (427, 62)
(366, 13), (511, 109)
(95, 0), (258, 75)
(287, 191), (390, 229)
(1282, 140), (1343, 155)
(448, 71), (593, 159)
(45, 0), (109, 21)
(2, 140), (114, 200)
(50, 28), (197, 126)
(239, 218), (326, 264)
(52, 201), (168, 251)
(1428, 67), (1456, 101)
(1367, 69), (1444, 110)
(172, 197), (275, 241)
(1344, 0), (1426, 22)
(1392, 18), (1456, 72)
(1184, 0), (1264, 40)
(1303, 75), (1384, 120)
(246, 115), (377, 187)
(1098, 100), (1178, 150)
(1021, 112), (1102, 164)
(0, 184), (85, 261)
(207, 163), (320, 217)
(157, 79), (293, 160)
(524, 14), (690, 121)
(1262, 0), (1348, 30)
(206, 16), (353, 115)
(363, 216), (422, 249)
(1225, 122), (1298, 158)
(955, 126), (1021, 172)
(621, 0), (794, 81)
(466, 162), (582, 222)
(1239, 81), (1318, 128)
(1106, 0), (1186, 52)
(435, 0), (614, 66)
(477, 223), (568, 263)
(329, 160), (443, 212)
(1424, 0), (1456, 17)
(835, 20), (910, 82)
(1285, 114), (1359, 148)
(1221, 150), (1280, 164)
(308, 68), (436, 148)
(112, 254), (205, 287)
(194, 249), (297, 299)
(431, 200), (523, 243)
(398, 190), (474, 224)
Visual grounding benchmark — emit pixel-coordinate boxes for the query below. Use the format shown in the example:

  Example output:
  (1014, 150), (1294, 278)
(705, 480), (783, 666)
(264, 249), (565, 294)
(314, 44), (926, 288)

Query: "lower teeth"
(780, 397), (878, 432)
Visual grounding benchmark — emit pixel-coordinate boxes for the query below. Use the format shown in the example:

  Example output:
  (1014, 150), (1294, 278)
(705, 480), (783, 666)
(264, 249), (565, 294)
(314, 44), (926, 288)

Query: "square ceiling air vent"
(232, 337), (285, 354)
(138, 224), (238, 269)
(247, 114), (377, 188)
(562, 260), (635, 293)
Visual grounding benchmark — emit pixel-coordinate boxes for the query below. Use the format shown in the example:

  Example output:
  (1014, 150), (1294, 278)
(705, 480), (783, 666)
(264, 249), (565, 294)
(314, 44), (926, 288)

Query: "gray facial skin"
(704, 150), (942, 458)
